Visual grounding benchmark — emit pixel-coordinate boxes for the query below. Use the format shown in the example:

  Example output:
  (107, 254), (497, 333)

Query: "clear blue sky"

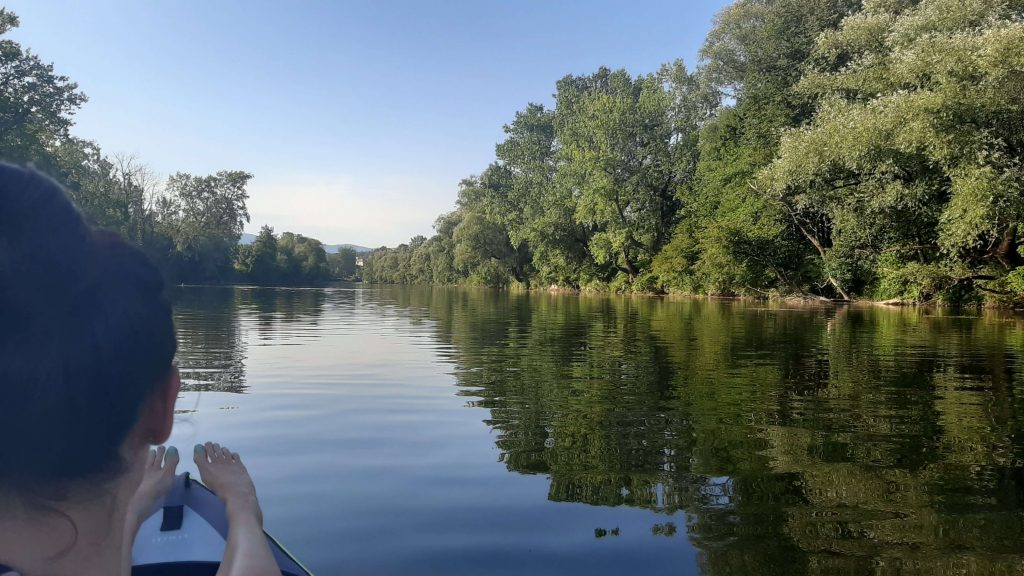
(6, 0), (730, 247)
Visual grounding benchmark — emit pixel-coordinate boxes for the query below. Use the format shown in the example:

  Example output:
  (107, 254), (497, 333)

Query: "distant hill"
(239, 233), (371, 254)
(324, 243), (373, 254)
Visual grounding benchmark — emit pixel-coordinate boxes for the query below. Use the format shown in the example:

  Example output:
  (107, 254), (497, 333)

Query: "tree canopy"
(368, 0), (1024, 305)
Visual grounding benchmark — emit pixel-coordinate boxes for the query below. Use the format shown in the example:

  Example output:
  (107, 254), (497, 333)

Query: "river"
(166, 285), (1024, 575)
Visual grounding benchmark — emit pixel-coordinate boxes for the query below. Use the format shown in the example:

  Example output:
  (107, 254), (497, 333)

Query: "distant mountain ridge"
(239, 232), (372, 254)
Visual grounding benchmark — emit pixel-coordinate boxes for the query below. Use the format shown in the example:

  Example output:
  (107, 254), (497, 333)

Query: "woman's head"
(0, 163), (178, 500)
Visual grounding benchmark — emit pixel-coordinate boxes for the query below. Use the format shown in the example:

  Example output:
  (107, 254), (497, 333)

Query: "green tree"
(235, 225), (279, 284)
(554, 67), (682, 283)
(493, 104), (588, 286)
(328, 247), (359, 280)
(158, 170), (253, 282)
(0, 9), (87, 167)
(451, 172), (533, 287)
(427, 212), (462, 284)
(277, 232), (329, 284)
(763, 0), (1024, 302)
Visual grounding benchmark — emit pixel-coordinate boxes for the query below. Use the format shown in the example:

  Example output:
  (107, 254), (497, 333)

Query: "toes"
(194, 443), (210, 466)
(147, 448), (157, 467)
(164, 446), (180, 472)
(155, 446), (166, 468)
(193, 441), (242, 467)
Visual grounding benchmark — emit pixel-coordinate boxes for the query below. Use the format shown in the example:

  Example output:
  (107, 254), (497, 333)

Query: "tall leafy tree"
(553, 67), (680, 283)
(493, 104), (589, 286)
(277, 232), (329, 284)
(328, 247), (359, 280)
(159, 170), (252, 281)
(452, 171), (534, 287)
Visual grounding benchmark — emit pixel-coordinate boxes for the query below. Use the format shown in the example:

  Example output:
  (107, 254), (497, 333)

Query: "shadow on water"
(378, 286), (1024, 576)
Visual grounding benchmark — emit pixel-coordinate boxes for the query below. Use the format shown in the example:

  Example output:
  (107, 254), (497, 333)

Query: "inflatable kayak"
(132, 472), (312, 576)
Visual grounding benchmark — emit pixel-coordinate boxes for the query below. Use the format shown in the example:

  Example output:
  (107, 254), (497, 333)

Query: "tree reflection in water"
(172, 285), (1024, 574)
(172, 287), (328, 393)
(383, 286), (1024, 575)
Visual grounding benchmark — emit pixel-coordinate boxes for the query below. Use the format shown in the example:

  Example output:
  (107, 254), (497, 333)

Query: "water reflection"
(236, 287), (328, 341)
(379, 287), (1024, 575)
(173, 287), (247, 393)
(173, 287), (332, 392)
(171, 286), (1024, 574)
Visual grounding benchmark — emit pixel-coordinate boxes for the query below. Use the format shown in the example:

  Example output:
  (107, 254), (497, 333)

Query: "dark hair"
(0, 163), (177, 498)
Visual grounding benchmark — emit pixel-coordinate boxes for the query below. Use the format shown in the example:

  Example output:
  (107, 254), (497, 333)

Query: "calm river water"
(167, 285), (1024, 575)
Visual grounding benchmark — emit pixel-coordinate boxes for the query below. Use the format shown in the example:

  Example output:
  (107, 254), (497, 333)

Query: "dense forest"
(365, 0), (1024, 305)
(0, 9), (358, 285)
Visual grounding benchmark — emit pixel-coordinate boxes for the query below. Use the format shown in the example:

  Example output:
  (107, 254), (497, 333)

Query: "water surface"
(168, 285), (1024, 575)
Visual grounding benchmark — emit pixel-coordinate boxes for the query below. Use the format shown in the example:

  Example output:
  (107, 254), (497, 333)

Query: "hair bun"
(0, 163), (97, 312)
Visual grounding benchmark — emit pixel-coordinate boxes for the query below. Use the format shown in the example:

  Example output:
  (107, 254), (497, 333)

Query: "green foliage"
(232, 227), (344, 285)
(650, 223), (700, 294)
(0, 9), (87, 168)
(554, 67), (678, 280)
(275, 232), (329, 284)
(235, 225), (279, 284)
(8, 1), (1024, 303)
(371, 62), (714, 292)
(1, 10), (257, 285)
(765, 0), (1024, 302)
(154, 171), (252, 282)
(371, 0), (1024, 306)
(328, 247), (360, 280)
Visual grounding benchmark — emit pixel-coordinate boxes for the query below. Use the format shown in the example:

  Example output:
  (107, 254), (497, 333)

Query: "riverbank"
(537, 283), (999, 308)
(195, 279), (1024, 311)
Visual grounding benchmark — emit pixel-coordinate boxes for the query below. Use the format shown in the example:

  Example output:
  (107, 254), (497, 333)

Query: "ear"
(138, 368), (181, 446)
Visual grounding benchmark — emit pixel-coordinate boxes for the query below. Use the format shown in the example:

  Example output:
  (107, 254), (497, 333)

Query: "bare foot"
(129, 446), (180, 526)
(193, 442), (263, 526)
(194, 443), (278, 576)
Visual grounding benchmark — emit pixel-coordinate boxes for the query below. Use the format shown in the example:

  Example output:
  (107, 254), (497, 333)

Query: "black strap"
(159, 505), (184, 532)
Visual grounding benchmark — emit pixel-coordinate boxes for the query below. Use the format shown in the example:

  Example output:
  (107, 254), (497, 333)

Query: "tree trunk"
(994, 224), (1022, 270)
(621, 247), (637, 281)
(790, 215), (850, 300)
(828, 275), (851, 301)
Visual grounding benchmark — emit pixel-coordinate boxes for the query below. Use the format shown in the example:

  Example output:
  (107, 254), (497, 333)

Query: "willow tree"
(763, 0), (1024, 302)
